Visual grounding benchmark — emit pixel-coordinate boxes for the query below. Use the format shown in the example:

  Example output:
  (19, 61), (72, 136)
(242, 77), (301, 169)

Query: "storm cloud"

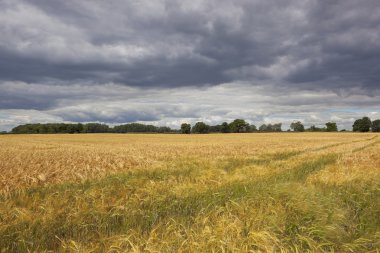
(0, 0), (379, 130)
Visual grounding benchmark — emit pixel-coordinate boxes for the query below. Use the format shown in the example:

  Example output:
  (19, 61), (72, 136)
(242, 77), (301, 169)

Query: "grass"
(0, 133), (379, 252)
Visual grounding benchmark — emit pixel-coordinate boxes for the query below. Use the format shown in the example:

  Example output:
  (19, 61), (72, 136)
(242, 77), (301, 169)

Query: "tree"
(249, 124), (257, 132)
(83, 123), (110, 133)
(157, 126), (172, 133)
(180, 123), (191, 134)
(308, 125), (317, 132)
(272, 123), (282, 132)
(353, 117), (371, 132)
(66, 123), (83, 134)
(113, 123), (173, 133)
(220, 122), (230, 133)
(325, 122), (337, 132)
(290, 121), (304, 132)
(259, 123), (281, 132)
(372, 119), (380, 132)
(229, 119), (249, 133)
(209, 125), (221, 133)
(259, 124), (268, 132)
(307, 125), (326, 132)
(191, 122), (209, 134)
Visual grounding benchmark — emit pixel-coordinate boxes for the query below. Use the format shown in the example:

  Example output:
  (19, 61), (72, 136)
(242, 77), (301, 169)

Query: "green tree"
(180, 123), (191, 134)
(325, 122), (337, 132)
(157, 126), (172, 133)
(272, 123), (282, 132)
(220, 122), (230, 133)
(259, 124), (268, 132)
(83, 123), (110, 133)
(209, 125), (221, 133)
(191, 122), (209, 134)
(290, 121), (304, 132)
(353, 117), (371, 132)
(66, 123), (83, 134)
(229, 119), (249, 133)
(113, 123), (173, 133)
(249, 124), (257, 132)
(259, 123), (281, 132)
(371, 119), (380, 132)
(307, 125), (326, 132)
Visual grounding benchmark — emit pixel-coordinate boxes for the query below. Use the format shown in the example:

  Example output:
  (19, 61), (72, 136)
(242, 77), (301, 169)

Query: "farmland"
(0, 133), (379, 252)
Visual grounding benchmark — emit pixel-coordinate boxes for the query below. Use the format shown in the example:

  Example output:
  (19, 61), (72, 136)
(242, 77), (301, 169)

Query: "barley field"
(0, 133), (379, 252)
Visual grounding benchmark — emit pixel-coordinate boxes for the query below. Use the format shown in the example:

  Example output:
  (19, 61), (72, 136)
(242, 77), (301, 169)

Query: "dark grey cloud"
(0, 0), (379, 130)
(284, 1), (380, 90)
(0, 0), (378, 90)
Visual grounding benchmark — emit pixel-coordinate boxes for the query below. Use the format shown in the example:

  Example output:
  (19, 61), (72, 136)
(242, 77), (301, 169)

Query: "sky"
(0, 0), (379, 131)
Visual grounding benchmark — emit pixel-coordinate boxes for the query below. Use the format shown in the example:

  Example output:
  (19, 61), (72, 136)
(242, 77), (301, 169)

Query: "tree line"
(10, 123), (175, 134)
(8, 116), (380, 134)
(183, 119), (337, 134)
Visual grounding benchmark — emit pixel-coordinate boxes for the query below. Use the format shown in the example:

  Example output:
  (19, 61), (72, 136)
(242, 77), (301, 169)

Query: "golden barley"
(0, 133), (379, 252)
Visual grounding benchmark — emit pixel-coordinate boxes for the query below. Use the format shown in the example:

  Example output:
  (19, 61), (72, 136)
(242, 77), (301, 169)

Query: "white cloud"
(0, 81), (379, 131)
